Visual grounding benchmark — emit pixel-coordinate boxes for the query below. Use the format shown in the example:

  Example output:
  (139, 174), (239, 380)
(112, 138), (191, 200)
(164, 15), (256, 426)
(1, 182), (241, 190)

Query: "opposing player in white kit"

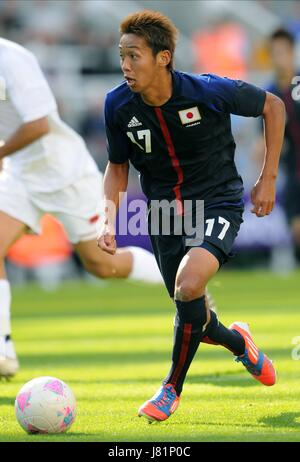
(0, 38), (163, 378)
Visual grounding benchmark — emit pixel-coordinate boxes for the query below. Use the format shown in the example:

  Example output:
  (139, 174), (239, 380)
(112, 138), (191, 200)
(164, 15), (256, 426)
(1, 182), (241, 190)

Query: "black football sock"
(203, 310), (245, 356)
(163, 295), (207, 396)
(294, 245), (300, 264)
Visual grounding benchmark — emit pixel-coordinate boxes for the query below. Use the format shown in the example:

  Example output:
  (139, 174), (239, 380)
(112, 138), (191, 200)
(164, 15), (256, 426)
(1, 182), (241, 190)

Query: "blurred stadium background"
(1, 0), (300, 287)
(1, 1), (300, 443)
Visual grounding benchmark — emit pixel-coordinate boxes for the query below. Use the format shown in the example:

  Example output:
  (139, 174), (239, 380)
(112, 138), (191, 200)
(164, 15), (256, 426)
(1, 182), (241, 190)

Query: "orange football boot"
(138, 384), (180, 423)
(229, 322), (276, 386)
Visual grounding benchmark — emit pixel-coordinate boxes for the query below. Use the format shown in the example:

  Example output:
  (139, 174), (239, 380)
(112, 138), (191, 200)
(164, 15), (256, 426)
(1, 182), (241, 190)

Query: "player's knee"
(291, 218), (300, 245)
(174, 278), (205, 301)
(292, 228), (300, 246)
(0, 244), (8, 262)
(83, 258), (114, 279)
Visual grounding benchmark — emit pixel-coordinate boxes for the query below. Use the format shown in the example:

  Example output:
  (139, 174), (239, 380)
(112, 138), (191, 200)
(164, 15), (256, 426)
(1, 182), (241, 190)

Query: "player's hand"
(97, 223), (117, 255)
(250, 177), (276, 217)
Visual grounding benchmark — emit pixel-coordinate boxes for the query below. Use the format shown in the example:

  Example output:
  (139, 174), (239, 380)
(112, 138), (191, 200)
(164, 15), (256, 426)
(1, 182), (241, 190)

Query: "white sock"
(0, 279), (11, 337)
(127, 247), (163, 283)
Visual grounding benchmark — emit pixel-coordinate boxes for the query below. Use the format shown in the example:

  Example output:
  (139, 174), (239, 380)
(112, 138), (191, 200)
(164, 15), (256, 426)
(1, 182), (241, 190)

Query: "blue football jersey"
(105, 71), (266, 206)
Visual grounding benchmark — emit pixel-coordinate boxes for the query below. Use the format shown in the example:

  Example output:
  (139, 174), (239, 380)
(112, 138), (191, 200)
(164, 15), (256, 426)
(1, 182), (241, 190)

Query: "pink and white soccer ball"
(15, 376), (76, 434)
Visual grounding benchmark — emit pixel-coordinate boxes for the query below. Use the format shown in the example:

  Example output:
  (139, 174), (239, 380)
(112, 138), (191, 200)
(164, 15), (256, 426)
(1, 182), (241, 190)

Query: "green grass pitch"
(0, 270), (299, 442)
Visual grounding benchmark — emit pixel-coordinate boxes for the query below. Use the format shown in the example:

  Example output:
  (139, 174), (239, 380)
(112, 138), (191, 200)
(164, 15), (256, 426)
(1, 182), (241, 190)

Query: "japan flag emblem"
(178, 106), (201, 125)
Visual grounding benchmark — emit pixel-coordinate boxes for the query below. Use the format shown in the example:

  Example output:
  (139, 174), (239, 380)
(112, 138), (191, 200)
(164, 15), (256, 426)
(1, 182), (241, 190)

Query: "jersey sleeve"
(104, 93), (132, 164)
(3, 49), (57, 122)
(202, 74), (266, 117)
(257, 83), (277, 133)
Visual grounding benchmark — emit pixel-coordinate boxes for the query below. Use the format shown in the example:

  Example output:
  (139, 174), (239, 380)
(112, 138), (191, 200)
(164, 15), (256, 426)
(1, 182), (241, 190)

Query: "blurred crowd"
(1, 0), (299, 178)
(1, 0), (300, 284)
(0, 0), (120, 72)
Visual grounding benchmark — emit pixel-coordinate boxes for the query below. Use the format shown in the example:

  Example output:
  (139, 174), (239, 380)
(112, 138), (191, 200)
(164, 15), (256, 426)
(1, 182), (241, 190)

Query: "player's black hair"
(120, 10), (178, 70)
(269, 28), (295, 47)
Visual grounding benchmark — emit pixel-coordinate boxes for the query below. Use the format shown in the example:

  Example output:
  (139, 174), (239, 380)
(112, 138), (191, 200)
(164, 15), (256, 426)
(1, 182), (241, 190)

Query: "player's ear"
(157, 50), (171, 68)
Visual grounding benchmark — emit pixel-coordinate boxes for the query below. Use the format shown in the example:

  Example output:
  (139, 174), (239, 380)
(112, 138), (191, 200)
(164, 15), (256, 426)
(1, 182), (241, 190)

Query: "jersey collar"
(135, 70), (181, 108)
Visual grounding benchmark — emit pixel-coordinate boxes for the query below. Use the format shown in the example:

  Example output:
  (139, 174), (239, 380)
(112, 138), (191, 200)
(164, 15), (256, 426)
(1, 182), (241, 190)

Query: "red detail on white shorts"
(89, 214), (100, 224)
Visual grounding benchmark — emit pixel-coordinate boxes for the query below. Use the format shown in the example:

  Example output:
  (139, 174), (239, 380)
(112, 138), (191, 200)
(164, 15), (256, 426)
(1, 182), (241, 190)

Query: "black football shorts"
(148, 202), (244, 297)
(282, 179), (300, 224)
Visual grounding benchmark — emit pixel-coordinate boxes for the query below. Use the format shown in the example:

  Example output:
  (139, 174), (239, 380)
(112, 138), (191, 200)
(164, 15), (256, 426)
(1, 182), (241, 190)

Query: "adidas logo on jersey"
(128, 116), (142, 128)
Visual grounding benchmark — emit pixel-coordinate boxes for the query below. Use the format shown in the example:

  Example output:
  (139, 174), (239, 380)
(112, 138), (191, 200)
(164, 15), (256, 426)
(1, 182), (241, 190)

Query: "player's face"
(270, 39), (294, 73)
(119, 34), (160, 92)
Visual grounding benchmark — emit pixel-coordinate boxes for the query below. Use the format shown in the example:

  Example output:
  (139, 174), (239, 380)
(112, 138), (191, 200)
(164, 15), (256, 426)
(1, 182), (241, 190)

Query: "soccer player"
(98, 10), (286, 423)
(0, 37), (163, 378)
(254, 28), (300, 264)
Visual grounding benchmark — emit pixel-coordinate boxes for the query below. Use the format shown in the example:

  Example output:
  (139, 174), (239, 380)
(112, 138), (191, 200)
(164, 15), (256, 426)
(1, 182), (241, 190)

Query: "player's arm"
(97, 92), (132, 255)
(251, 91), (285, 217)
(0, 48), (57, 160)
(0, 117), (50, 160)
(97, 161), (129, 255)
(203, 75), (285, 217)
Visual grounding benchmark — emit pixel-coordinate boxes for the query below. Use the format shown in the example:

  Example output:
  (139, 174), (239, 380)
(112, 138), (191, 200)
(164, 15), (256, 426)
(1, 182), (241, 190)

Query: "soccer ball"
(15, 376), (76, 434)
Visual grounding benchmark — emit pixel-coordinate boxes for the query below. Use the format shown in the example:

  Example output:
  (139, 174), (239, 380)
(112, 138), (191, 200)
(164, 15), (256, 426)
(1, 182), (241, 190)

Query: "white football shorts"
(0, 168), (104, 244)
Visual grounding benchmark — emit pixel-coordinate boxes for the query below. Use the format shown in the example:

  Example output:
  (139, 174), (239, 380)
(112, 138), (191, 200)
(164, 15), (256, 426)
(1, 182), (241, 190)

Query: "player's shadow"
(17, 347), (289, 367)
(0, 397), (15, 406)
(188, 371), (258, 387)
(3, 432), (90, 441)
(26, 432), (89, 439)
(258, 412), (300, 429)
(166, 420), (264, 431)
(166, 413), (300, 432)
(69, 374), (256, 387)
